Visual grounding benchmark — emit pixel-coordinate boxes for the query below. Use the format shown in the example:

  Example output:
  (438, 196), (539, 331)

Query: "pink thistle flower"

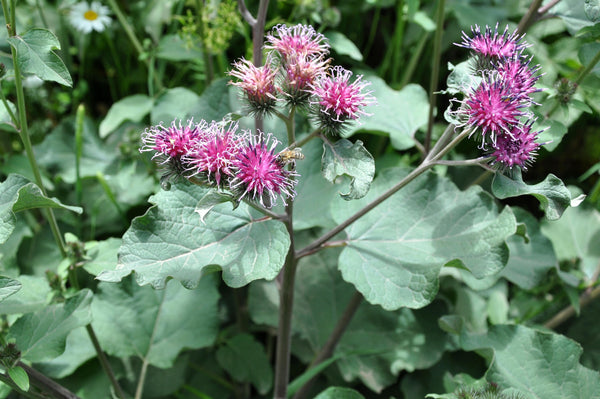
(265, 24), (329, 61)
(456, 23), (528, 59)
(490, 121), (541, 170)
(185, 121), (245, 188)
(229, 57), (278, 116)
(462, 74), (528, 144)
(496, 55), (541, 98)
(281, 53), (329, 106)
(140, 119), (205, 159)
(229, 132), (297, 208)
(309, 66), (375, 135)
(140, 119), (208, 183)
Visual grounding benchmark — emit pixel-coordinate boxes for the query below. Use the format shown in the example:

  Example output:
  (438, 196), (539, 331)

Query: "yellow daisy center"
(84, 10), (99, 21)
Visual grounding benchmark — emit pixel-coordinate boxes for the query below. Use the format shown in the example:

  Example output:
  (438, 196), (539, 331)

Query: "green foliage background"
(1, 0), (600, 398)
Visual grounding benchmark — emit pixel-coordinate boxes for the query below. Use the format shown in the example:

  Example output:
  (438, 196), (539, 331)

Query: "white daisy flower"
(68, 1), (112, 34)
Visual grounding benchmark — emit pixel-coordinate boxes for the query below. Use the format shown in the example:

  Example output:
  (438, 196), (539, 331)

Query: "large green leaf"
(491, 170), (574, 220)
(151, 87), (201, 126)
(347, 77), (428, 150)
(0, 174), (82, 244)
(314, 387), (365, 399)
(96, 183), (290, 288)
(500, 208), (558, 289)
(331, 168), (516, 310)
(99, 94), (153, 138)
(189, 78), (232, 123)
(34, 118), (118, 184)
(156, 34), (204, 61)
(325, 31), (363, 61)
(321, 139), (375, 200)
(0, 276), (21, 302)
(0, 275), (51, 314)
(7, 28), (72, 87)
(91, 275), (219, 368)
(457, 324), (600, 399)
(553, 0), (596, 34)
(294, 138), (341, 230)
(9, 290), (93, 362)
(249, 249), (448, 393)
(541, 205), (600, 279)
(34, 327), (96, 379)
(216, 333), (273, 394)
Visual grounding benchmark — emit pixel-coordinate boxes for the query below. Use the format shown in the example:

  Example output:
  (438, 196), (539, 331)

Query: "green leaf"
(6, 28), (72, 87)
(0, 174), (82, 243)
(156, 34), (204, 61)
(585, 0), (600, 21)
(535, 119), (568, 152)
(151, 87), (201, 126)
(294, 138), (341, 230)
(7, 366), (29, 392)
(0, 275), (51, 314)
(99, 94), (153, 138)
(0, 276), (21, 302)
(553, 0), (596, 34)
(249, 250), (448, 393)
(486, 290), (509, 325)
(189, 78), (232, 123)
(0, 98), (17, 132)
(491, 170), (573, 220)
(500, 208), (559, 289)
(325, 31), (363, 61)
(9, 290), (93, 362)
(457, 324), (600, 399)
(216, 333), (273, 394)
(331, 168), (516, 310)
(34, 327), (96, 379)
(34, 118), (118, 184)
(579, 42), (600, 78)
(194, 190), (236, 224)
(347, 77), (428, 150)
(96, 183), (290, 289)
(82, 237), (121, 276)
(541, 205), (600, 279)
(321, 139), (375, 200)
(314, 387), (365, 399)
(91, 275), (219, 368)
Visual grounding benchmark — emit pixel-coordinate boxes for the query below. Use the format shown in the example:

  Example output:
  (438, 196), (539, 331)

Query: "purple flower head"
(456, 23), (528, 59)
(496, 55), (541, 98)
(281, 53), (329, 106)
(140, 119), (208, 183)
(185, 121), (245, 188)
(140, 119), (205, 159)
(265, 24), (329, 61)
(490, 121), (542, 170)
(229, 57), (278, 116)
(309, 66), (375, 135)
(462, 74), (528, 145)
(230, 132), (297, 208)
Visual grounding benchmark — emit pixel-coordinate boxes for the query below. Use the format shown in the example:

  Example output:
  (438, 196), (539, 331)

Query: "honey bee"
(277, 147), (305, 167)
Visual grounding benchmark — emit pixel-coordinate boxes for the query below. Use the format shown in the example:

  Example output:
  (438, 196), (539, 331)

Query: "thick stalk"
(517, 0), (544, 34)
(195, 0), (214, 85)
(273, 205), (297, 399)
(424, 0), (446, 154)
(544, 285), (600, 329)
(273, 105), (298, 399)
(292, 292), (363, 399)
(67, 270), (126, 399)
(3, 0), (66, 257)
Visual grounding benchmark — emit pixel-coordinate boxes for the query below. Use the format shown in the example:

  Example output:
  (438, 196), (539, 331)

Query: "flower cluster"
(453, 24), (544, 170)
(229, 24), (375, 135)
(141, 119), (297, 208)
